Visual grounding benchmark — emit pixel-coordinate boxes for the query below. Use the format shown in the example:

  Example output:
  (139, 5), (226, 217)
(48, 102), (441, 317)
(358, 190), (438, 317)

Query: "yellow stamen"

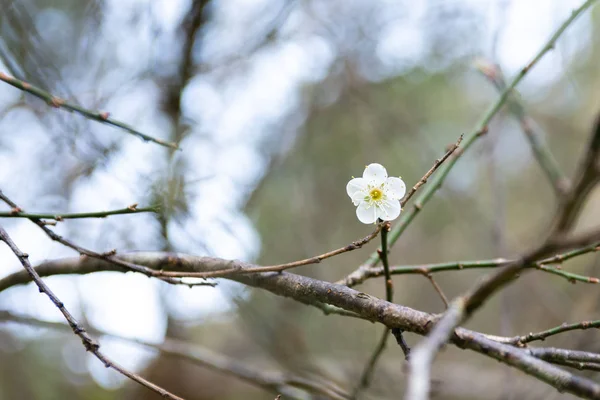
(369, 188), (383, 201)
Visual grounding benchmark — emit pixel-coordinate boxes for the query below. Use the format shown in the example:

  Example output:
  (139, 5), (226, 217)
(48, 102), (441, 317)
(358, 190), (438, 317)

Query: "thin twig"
(406, 299), (465, 400)
(361, 0), (598, 273)
(156, 224), (384, 279)
(352, 222), (408, 398)
(421, 273), (449, 308)
(0, 205), (158, 220)
(475, 59), (569, 196)
(402, 135), (464, 206)
(503, 319), (600, 345)
(0, 311), (348, 400)
(554, 111), (600, 233)
(0, 72), (178, 149)
(352, 328), (390, 399)
(339, 241), (600, 288)
(0, 225), (184, 400)
(0, 190), (212, 287)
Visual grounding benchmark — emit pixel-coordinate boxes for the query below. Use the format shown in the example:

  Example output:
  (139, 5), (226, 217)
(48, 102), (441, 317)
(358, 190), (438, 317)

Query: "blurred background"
(0, 0), (599, 398)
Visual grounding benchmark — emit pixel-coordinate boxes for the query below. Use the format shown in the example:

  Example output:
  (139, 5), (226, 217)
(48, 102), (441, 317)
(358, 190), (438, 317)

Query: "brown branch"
(475, 59), (569, 197)
(0, 226), (184, 400)
(455, 331), (600, 399)
(156, 224), (383, 279)
(2, 252), (599, 398)
(503, 319), (600, 345)
(528, 348), (600, 365)
(0, 72), (178, 149)
(421, 273), (449, 309)
(0, 311), (348, 400)
(339, 240), (600, 289)
(406, 299), (465, 400)
(553, 111), (600, 233)
(401, 134), (463, 207)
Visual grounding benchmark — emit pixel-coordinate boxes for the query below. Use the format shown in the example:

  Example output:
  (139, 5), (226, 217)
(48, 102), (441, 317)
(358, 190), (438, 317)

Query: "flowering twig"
(0, 72), (178, 149)
(0, 225), (184, 400)
(475, 60), (569, 196)
(363, 0), (598, 273)
(355, 135), (464, 272)
(0, 205), (158, 220)
(0, 311), (349, 400)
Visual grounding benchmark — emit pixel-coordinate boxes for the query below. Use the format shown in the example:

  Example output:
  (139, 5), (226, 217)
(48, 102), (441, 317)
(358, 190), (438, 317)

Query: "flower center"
(369, 188), (383, 201)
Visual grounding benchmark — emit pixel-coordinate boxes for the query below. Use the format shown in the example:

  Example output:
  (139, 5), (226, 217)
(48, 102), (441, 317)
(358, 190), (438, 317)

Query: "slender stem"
(157, 224), (383, 278)
(0, 206), (158, 220)
(352, 222), (408, 399)
(352, 328), (390, 399)
(0, 225), (184, 400)
(381, 223), (393, 302)
(510, 319), (600, 345)
(0, 72), (178, 149)
(476, 61), (568, 196)
(340, 241), (600, 288)
(363, 0), (599, 268)
(0, 311), (349, 400)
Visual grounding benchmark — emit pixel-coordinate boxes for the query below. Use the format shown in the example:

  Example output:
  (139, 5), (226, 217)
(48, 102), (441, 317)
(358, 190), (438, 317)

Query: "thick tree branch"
(2, 252), (600, 398)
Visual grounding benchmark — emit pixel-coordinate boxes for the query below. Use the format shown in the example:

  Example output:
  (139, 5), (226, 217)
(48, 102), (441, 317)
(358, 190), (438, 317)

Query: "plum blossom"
(346, 163), (406, 224)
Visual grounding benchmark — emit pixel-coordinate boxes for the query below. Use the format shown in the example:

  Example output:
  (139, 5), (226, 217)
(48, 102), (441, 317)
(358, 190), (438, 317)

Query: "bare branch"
(504, 319), (600, 345)
(0, 190), (213, 287)
(406, 299), (464, 400)
(455, 331), (600, 399)
(339, 240), (600, 288)
(2, 252), (600, 398)
(0, 226), (184, 400)
(0, 311), (348, 400)
(554, 111), (600, 233)
(0, 205), (158, 220)
(156, 223), (383, 279)
(475, 59), (569, 196)
(0, 72), (178, 149)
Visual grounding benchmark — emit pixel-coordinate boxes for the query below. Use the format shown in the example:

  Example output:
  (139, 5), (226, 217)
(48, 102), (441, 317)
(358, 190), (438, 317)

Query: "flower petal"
(363, 163), (387, 186)
(386, 177), (406, 200)
(378, 199), (401, 221)
(356, 202), (378, 224)
(346, 178), (368, 201)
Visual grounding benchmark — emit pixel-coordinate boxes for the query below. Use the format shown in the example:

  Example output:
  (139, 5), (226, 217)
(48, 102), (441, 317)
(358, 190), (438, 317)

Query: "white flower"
(346, 163), (406, 224)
